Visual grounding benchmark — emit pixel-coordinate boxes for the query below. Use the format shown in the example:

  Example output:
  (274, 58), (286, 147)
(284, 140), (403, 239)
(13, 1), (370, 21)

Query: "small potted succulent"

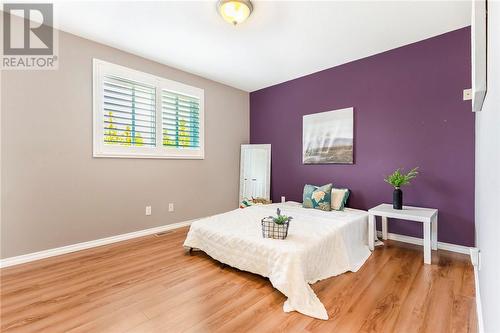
(261, 208), (293, 239)
(384, 167), (419, 210)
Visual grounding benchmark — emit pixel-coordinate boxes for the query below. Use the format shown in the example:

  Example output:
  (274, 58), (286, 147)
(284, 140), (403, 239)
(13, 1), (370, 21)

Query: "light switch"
(463, 88), (472, 101)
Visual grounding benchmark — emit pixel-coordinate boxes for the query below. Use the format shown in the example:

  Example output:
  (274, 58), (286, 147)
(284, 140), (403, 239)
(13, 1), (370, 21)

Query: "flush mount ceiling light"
(217, 0), (253, 25)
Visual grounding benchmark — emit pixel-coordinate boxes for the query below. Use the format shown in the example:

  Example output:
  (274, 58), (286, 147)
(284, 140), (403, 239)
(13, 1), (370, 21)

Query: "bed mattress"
(183, 202), (371, 320)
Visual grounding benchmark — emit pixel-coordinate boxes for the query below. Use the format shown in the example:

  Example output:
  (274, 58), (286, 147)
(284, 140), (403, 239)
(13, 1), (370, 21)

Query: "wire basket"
(261, 217), (289, 239)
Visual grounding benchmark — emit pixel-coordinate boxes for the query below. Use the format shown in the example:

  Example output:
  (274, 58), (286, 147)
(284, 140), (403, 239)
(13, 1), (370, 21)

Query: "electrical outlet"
(463, 88), (472, 101)
(281, 196), (286, 203)
(168, 203), (174, 212)
(470, 247), (480, 270)
(145, 206), (152, 216)
(478, 251), (482, 271)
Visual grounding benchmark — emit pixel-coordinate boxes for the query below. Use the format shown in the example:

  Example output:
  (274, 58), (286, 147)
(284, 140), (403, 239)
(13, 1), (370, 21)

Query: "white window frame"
(93, 59), (205, 159)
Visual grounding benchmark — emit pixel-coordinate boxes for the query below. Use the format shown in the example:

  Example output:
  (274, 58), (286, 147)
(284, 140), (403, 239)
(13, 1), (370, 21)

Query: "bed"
(183, 202), (371, 320)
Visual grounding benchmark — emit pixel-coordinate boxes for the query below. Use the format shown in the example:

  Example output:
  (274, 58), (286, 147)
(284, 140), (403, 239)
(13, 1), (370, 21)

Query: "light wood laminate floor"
(0, 227), (477, 332)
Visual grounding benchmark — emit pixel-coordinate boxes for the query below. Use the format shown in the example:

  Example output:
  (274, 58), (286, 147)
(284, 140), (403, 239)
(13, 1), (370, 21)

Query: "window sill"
(92, 152), (205, 160)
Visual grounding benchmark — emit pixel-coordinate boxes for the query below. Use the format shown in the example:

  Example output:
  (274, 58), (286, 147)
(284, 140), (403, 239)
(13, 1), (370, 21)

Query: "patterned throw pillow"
(302, 184), (333, 211)
(331, 188), (350, 211)
(240, 198), (254, 208)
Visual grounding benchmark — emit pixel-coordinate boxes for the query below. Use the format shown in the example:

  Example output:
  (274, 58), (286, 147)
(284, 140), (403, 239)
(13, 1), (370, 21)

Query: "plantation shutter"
(161, 90), (200, 148)
(102, 74), (156, 147)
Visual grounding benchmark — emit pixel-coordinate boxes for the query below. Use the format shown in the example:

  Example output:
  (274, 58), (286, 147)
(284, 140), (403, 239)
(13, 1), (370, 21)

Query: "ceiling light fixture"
(217, 0), (253, 26)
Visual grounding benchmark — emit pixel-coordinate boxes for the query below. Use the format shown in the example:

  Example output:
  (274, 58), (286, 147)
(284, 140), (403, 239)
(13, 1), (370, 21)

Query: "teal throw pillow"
(302, 184), (333, 211)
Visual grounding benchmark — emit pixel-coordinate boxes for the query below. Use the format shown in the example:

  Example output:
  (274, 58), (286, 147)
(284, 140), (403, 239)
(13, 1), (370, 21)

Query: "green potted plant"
(384, 167), (419, 209)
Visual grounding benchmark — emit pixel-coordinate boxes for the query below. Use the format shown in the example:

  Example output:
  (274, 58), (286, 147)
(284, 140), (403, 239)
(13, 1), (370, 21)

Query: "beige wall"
(1, 29), (249, 258)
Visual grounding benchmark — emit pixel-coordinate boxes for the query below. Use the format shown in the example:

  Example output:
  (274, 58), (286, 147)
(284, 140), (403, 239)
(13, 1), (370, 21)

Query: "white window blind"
(93, 59), (204, 159)
(103, 75), (156, 147)
(162, 90), (200, 148)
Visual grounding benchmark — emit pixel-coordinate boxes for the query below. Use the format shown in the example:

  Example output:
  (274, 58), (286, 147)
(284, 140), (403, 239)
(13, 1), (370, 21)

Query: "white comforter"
(183, 202), (371, 320)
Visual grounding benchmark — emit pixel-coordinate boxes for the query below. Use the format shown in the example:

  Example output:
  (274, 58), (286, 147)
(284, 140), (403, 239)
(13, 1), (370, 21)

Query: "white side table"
(368, 204), (438, 264)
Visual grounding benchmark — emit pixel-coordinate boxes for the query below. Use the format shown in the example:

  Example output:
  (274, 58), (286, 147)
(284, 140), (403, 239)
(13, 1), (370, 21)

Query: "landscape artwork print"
(303, 107), (354, 164)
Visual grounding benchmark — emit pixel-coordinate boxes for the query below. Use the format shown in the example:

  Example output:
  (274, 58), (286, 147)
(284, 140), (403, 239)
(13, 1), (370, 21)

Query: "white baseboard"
(470, 248), (484, 333)
(376, 231), (471, 254)
(0, 220), (194, 269)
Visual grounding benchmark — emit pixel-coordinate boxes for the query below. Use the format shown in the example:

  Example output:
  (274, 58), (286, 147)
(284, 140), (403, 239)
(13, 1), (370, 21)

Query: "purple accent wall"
(250, 27), (474, 246)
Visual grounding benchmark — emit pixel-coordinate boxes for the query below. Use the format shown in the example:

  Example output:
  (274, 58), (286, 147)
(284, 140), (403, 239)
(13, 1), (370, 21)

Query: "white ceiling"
(51, 1), (471, 92)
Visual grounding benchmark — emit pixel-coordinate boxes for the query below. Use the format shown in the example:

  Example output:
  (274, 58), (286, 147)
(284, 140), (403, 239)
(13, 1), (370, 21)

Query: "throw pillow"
(302, 184), (333, 211)
(331, 188), (350, 211)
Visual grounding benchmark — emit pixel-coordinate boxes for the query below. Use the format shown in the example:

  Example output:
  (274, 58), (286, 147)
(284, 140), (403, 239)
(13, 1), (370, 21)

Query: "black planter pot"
(393, 188), (403, 210)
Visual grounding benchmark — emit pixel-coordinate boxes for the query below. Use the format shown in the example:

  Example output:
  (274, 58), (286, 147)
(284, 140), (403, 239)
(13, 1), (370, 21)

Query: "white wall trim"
(470, 248), (485, 333)
(0, 220), (195, 269)
(376, 231), (471, 254)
